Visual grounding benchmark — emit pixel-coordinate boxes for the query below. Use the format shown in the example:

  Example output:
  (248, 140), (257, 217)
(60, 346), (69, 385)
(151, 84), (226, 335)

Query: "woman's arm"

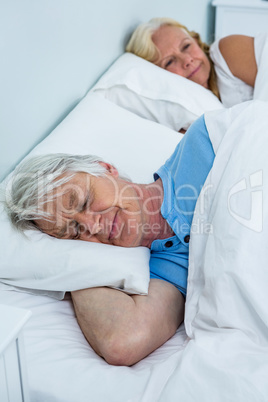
(219, 35), (257, 87)
(71, 278), (184, 366)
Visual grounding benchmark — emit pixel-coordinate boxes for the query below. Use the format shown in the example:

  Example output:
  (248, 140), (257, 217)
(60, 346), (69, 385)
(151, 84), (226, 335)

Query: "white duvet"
(154, 101), (268, 401)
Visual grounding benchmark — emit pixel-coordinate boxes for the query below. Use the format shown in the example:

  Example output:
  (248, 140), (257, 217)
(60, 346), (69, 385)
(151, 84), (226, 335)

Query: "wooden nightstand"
(0, 304), (32, 402)
(212, 0), (268, 39)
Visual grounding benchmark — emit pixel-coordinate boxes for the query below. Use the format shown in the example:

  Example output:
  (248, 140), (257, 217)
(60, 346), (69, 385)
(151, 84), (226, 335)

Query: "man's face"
(37, 170), (152, 248)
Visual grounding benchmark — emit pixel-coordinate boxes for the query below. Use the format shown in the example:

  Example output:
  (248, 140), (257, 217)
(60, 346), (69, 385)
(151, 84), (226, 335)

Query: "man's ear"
(99, 162), (119, 177)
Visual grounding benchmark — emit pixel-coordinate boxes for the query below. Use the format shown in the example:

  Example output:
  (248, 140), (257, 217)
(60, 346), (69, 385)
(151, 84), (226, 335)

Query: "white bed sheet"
(0, 289), (187, 402)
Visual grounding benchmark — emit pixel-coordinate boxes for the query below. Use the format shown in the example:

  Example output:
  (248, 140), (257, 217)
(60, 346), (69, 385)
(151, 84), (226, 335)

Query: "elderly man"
(6, 114), (215, 366)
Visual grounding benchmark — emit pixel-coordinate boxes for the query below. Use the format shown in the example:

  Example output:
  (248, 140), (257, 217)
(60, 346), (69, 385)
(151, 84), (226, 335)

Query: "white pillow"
(0, 92), (182, 299)
(92, 53), (224, 131)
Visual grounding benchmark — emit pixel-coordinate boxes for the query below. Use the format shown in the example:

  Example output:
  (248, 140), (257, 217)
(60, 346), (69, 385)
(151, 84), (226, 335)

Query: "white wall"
(0, 0), (214, 181)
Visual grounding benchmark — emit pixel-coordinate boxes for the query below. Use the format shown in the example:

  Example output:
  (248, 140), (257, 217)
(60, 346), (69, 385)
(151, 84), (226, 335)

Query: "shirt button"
(184, 235), (190, 244)
(165, 240), (173, 248)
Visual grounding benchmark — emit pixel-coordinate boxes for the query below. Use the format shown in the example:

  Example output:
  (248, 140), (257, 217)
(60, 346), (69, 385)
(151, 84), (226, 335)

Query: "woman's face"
(152, 25), (211, 88)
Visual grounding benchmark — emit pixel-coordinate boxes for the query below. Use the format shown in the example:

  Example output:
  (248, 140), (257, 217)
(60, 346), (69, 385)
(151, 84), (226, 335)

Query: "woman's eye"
(165, 59), (173, 68)
(183, 43), (190, 50)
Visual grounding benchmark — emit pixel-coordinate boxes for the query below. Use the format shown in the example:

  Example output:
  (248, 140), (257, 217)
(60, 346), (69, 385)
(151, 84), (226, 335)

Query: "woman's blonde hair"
(126, 17), (219, 99)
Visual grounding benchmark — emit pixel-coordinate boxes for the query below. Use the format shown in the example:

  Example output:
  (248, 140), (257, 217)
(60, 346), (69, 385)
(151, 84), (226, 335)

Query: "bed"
(1, 1), (268, 401)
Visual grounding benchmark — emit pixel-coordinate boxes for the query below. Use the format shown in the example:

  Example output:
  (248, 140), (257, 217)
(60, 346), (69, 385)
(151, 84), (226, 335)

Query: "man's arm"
(71, 278), (184, 366)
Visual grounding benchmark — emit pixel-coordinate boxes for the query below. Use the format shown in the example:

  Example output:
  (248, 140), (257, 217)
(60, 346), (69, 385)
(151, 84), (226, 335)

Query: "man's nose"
(74, 211), (102, 235)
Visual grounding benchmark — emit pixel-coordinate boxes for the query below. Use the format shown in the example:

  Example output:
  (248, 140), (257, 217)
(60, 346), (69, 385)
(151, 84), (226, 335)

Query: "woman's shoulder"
(217, 35), (257, 87)
(209, 35), (254, 107)
(218, 35), (254, 63)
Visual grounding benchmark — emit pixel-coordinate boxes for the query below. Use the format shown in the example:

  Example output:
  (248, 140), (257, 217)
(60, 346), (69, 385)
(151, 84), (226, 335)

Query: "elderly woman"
(6, 112), (214, 366)
(126, 17), (260, 107)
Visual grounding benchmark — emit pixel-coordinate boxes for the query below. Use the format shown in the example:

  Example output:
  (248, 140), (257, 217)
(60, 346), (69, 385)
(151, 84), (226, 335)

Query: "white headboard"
(0, 0), (214, 181)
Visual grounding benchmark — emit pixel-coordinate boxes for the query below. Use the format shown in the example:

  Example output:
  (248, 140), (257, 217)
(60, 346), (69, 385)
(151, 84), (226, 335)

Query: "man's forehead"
(49, 177), (85, 206)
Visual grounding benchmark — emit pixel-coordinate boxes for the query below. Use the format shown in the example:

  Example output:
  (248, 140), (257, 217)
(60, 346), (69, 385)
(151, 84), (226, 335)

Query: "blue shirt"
(149, 115), (215, 296)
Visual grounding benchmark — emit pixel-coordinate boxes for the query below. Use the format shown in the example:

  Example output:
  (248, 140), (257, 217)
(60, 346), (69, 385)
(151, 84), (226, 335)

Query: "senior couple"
(6, 16), (260, 366)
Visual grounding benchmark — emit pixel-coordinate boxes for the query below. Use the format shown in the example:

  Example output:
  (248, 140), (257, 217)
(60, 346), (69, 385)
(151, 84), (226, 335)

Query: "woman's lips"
(187, 64), (201, 79)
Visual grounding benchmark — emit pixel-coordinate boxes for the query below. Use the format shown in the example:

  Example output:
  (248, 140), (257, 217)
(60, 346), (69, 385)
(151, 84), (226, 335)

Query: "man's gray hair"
(4, 153), (121, 232)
